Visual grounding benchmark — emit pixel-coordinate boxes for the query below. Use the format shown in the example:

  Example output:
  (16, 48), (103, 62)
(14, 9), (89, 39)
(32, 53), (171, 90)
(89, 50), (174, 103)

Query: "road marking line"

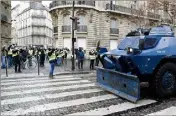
(1, 89), (103, 105)
(1, 80), (90, 90)
(1, 83), (96, 96)
(1, 77), (82, 85)
(1, 95), (117, 116)
(147, 106), (176, 115)
(1, 73), (44, 78)
(1, 75), (74, 83)
(68, 99), (157, 115)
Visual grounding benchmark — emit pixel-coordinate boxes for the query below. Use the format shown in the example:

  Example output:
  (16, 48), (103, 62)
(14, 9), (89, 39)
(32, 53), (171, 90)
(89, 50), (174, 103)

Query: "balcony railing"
(77, 25), (87, 32)
(110, 28), (119, 34)
(62, 25), (71, 32)
(1, 14), (8, 22)
(147, 12), (161, 19)
(106, 4), (160, 20)
(106, 4), (140, 16)
(49, 1), (95, 9)
(54, 26), (58, 33)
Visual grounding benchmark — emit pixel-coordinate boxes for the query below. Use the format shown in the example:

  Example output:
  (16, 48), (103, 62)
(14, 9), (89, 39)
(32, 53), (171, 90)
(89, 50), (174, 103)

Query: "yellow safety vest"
(49, 53), (56, 61)
(35, 51), (37, 55)
(8, 49), (12, 55)
(12, 52), (18, 57)
(89, 55), (96, 60)
(29, 50), (33, 55)
(46, 50), (48, 54)
(39, 51), (41, 55)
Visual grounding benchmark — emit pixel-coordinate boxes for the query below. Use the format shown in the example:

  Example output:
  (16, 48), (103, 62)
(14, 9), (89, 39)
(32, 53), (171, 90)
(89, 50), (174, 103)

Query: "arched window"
(110, 19), (118, 28)
(78, 15), (86, 25)
(63, 15), (71, 25)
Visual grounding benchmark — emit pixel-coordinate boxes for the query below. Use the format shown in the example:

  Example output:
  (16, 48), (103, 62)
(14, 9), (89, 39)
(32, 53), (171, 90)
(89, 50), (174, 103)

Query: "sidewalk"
(1, 59), (98, 76)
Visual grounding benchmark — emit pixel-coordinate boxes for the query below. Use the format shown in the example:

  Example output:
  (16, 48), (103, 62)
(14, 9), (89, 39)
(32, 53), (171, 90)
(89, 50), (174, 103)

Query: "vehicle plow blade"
(96, 67), (140, 102)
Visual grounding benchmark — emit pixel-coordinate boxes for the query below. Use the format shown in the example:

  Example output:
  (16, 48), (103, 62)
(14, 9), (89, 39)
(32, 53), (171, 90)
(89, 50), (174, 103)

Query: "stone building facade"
(49, 1), (165, 51)
(12, 1), (53, 47)
(1, 0), (11, 47)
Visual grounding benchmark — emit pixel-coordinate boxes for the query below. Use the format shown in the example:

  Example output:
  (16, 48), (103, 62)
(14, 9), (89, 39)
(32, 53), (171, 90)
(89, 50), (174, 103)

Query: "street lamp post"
(71, 1), (75, 71)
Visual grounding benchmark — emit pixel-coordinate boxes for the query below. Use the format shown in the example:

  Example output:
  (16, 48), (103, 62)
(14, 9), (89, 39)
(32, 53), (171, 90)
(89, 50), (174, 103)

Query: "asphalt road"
(1, 73), (175, 115)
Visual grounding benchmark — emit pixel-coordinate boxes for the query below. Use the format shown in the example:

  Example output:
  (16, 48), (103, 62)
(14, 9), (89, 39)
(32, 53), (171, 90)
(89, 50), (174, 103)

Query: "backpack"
(79, 51), (84, 58)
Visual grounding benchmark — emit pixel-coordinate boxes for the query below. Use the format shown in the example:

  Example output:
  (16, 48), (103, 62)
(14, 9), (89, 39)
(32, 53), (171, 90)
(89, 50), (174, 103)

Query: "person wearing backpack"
(77, 47), (84, 70)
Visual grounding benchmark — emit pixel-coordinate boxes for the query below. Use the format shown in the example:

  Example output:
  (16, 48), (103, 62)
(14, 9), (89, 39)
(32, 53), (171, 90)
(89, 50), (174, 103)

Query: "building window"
(63, 15), (71, 25)
(110, 39), (118, 50)
(63, 38), (71, 50)
(110, 19), (119, 34)
(77, 15), (87, 32)
(78, 15), (86, 25)
(77, 37), (86, 50)
(62, 15), (71, 32)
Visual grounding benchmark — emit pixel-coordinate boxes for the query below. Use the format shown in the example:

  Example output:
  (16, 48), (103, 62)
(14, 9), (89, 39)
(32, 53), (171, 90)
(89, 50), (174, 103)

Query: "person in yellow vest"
(7, 45), (13, 68)
(28, 48), (34, 66)
(89, 49), (96, 70)
(12, 47), (21, 73)
(56, 49), (63, 66)
(48, 48), (56, 78)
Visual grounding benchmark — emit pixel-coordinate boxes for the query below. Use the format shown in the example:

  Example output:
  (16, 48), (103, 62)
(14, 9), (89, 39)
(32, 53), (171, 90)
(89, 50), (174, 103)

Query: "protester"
(12, 47), (21, 73)
(89, 49), (96, 70)
(1, 46), (7, 69)
(95, 47), (100, 66)
(40, 48), (45, 67)
(48, 48), (56, 78)
(77, 47), (84, 70)
(7, 45), (13, 68)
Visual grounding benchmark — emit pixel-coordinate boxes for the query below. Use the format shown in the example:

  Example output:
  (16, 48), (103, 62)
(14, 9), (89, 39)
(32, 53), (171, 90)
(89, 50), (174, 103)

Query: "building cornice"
(49, 5), (160, 21)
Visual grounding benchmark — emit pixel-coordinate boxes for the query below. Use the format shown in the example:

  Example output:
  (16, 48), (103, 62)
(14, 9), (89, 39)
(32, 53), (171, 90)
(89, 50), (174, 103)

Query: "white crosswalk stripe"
(1, 75), (74, 83)
(1, 83), (95, 96)
(68, 99), (157, 116)
(1, 77), (82, 85)
(1, 74), (159, 116)
(1, 80), (90, 90)
(1, 89), (103, 105)
(1, 73), (44, 78)
(147, 106), (176, 115)
(1, 95), (117, 115)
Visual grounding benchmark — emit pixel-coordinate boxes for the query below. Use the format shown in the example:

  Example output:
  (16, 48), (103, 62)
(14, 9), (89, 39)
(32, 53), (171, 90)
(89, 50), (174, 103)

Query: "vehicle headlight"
(129, 48), (133, 52)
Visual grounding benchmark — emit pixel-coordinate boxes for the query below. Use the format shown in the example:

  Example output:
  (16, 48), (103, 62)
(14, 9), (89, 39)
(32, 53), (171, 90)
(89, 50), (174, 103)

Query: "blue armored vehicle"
(96, 25), (176, 102)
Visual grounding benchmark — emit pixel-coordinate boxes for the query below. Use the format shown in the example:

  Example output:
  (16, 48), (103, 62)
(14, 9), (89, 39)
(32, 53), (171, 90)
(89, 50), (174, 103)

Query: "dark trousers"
(40, 54), (45, 66)
(13, 56), (21, 72)
(90, 60), (95, 70)
(95, 57), (99, 66)
(78, 59), (83, 69)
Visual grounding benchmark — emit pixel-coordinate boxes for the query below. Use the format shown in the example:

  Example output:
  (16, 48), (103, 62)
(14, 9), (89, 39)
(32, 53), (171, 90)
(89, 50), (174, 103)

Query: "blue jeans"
(50, 62), (55, 75)
(7, 55), (12, 68)
(57, 57), (62, 66)
(1, 56), (6, 69)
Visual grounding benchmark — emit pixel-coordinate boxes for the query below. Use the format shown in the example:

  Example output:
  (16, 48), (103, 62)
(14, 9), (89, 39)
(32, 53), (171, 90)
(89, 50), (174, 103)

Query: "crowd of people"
(1, 44), (100, 78)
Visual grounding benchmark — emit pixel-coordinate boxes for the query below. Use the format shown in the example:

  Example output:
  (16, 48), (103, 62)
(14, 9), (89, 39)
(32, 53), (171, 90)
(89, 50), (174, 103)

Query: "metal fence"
(49, 1), (95, 9)
(62, 25), (71, 32)
(77, 25), (87, 32)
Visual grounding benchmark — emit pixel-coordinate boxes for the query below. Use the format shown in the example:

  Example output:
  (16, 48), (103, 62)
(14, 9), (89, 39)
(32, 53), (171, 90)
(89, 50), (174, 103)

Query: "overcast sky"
(11, 1), (52, 8)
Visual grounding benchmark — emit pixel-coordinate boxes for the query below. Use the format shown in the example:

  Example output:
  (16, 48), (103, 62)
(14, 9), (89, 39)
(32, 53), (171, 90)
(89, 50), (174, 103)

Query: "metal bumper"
(96, 67), (140, 102)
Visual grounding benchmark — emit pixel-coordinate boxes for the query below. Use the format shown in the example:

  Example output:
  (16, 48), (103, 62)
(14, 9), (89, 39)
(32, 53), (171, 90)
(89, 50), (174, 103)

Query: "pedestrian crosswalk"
(1, 74), (175, 116)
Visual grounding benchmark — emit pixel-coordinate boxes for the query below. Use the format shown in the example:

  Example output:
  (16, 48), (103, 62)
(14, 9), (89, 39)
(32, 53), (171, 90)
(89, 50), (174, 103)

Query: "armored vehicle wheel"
(153, 63), (176, 97)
